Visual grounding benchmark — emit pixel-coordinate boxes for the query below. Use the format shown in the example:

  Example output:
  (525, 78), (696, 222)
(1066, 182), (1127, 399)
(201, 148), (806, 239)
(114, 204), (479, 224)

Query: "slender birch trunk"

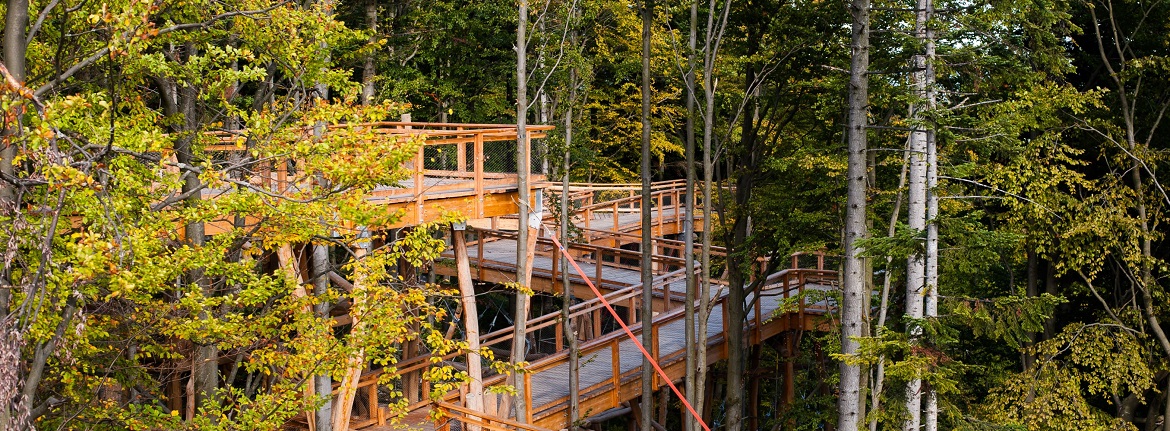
(922, 0), (938, 425)
(360, 0), (376, 105)
(683, 0), (699, 428)
(563, 100), (581, 430)
(904, 0), (930, 426)
(511, 0), (532, 420)
(639, 0), (655, 427)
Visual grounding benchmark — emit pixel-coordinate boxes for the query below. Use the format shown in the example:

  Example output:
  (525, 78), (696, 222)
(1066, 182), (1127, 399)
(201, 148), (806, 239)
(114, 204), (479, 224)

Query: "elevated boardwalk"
(223, 123), (841, 431)
(377, 182), (837, 431)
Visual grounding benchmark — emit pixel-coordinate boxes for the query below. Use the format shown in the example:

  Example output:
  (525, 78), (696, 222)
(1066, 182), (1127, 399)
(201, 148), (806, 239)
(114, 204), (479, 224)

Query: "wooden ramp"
(391, 263), (834, 429)
(341, 181), (837, 431)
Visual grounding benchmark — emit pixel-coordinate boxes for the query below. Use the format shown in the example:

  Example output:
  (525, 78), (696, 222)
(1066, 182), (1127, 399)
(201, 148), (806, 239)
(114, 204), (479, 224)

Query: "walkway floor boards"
(368, 185), (835, 430)
(523, 284), (834, 428)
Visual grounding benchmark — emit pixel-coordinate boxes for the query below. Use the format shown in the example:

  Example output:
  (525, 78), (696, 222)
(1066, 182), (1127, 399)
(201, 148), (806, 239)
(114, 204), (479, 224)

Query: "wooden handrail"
(433, 401), (554, 431)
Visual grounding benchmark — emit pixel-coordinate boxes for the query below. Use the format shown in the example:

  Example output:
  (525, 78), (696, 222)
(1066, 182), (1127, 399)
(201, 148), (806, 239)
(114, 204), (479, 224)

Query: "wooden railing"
(195, 122), (553, 223)
(516, 266), (836, 426)
(432, 401), (554, 431)
(470, 227), (693, 293)
(384, 250), (836, 427)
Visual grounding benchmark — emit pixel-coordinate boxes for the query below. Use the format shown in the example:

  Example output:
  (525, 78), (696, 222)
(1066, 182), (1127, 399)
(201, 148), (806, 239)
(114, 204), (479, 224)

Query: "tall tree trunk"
(922, 0), (938, 425)
(360, 0), (376, 105)
(903, 0), (930, 425)
(331, 232), (370, 431)
(0, 0), (27, 208)
(639, 0), (655, 428)
(563, 92), (580, 431)
(170, 50), (218, 415)
(839, 0), (870, 426)
(512, 0), (532, 421)
(683, 0), (699, 428)
(869, 140), (909, 431)
(311, 245), (334, 431)
(454, 226), (484, 431)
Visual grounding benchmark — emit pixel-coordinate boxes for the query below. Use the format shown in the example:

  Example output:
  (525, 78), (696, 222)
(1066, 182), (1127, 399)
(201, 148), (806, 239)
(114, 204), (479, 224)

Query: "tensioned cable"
(542, 224), (712, 431)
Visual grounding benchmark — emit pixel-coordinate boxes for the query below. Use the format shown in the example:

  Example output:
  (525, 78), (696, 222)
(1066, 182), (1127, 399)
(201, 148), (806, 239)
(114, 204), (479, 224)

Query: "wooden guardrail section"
(386, 251), (836, 430)
(195, 122), (553, 232)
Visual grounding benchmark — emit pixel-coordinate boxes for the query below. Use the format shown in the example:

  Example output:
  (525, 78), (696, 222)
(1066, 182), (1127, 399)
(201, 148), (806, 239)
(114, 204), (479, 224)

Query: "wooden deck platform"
(196, 122), (553, 234)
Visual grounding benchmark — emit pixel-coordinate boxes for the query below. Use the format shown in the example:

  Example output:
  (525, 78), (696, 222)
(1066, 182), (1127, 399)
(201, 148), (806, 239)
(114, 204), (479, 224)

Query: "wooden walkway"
(185, 121), (838, 431)
(380, 182), (837, 431)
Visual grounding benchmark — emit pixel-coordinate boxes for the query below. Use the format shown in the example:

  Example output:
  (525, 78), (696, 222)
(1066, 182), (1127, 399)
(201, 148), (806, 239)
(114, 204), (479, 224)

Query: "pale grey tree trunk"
(838, 0), (870, 427)
(454, 226), (484, 431)
(903, 0), (930, 427)
(639, 0), (654, 427)
(360, 0), (376, 105)
(683, 0), (698, 428)
(563, 80), (580, 429)
(310, 245), (333, 431)
(512, 0), (532, 421)
(922, 0), (938, 426)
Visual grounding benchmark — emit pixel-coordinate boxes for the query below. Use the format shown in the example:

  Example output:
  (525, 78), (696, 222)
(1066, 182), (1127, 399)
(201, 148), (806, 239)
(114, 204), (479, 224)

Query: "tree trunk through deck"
(639, 0), (655, 428)
(278, 245), (318, 429)
(453, 225), (485, 431)
(512, 0), (532, 420)
(332, 233), (370, 431)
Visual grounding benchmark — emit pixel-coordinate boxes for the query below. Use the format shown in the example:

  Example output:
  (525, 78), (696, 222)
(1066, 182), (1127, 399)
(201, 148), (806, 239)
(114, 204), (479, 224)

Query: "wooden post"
(474, 133), (485, 217)
(593, 309), (602, 340)
(457, 135), (467, 173)
(595, 250), (604, 286)
(612, 202), (620, 243)
(611, 342), (621, 406)
(650, 321), (660, 389)
(453, 224), (485, 431)
(524, 372), (534, 424)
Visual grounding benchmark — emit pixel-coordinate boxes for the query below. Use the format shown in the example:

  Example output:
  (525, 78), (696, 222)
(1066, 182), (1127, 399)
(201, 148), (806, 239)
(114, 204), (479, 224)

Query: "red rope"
(544, 227), (712, 431)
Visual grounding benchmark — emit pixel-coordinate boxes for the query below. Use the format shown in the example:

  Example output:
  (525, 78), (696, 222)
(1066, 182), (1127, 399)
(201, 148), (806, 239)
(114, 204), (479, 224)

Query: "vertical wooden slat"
(457, 127), (467, 173)
(593, 309), (602, 340)
(414, 145), (425, 223)
(524, 372), (533, 424)
(477, 233), (485, 280)
(657, 192), (663, 235)
(612, 202), (620, 246)
(651, 320), (660, 390)
(610, 341), (621, 406)
(595, 250), (603, 286)
(555, 320), (564, 352)
(474, 132), (485, 218)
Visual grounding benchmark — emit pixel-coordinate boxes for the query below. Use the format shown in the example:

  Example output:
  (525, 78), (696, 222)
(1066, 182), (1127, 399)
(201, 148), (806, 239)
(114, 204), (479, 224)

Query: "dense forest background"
(0, 0), (1167, 428)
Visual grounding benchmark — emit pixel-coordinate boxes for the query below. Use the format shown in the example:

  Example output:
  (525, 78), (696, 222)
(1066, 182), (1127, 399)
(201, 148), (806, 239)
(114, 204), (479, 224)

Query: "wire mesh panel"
(482, 140), (518, 174)
(424, 143), (460, 171)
